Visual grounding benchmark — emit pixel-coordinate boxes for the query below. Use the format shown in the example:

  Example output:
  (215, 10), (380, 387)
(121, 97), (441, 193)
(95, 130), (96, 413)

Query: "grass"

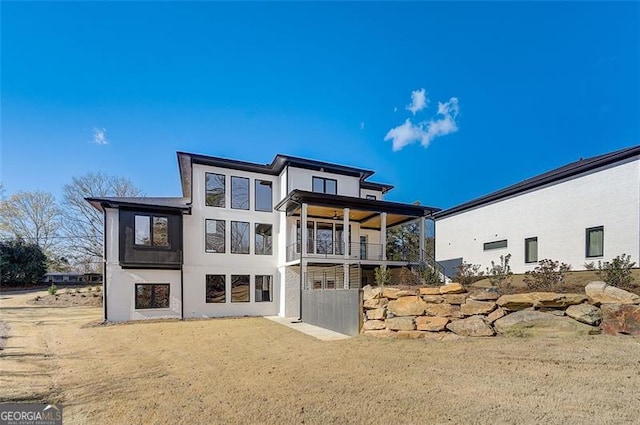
(1, 290), (640, 424)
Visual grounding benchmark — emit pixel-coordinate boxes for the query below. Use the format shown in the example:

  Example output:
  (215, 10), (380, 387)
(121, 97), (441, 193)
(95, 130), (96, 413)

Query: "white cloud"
(360, 122), (365, 130)
(92, 128), (108, 145)
(393, 107), (398, 112)
(406, 88), (427, 115)
(384, 96), (460, 151)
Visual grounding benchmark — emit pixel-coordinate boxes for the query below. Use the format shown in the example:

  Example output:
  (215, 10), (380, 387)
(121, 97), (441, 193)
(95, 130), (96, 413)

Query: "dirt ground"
(28, 286), (103, 307)
(2, 290), (640, 425)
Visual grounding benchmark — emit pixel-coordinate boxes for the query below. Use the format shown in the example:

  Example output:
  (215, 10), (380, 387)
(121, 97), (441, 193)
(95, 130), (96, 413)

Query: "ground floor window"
(231, 275), (250, 302)
(255, 275), (273, 302)
(206, 275), (226, 303)
(135, 284), (170, 309)
(525, 237), (538, 263)
(586, 226), (604, 258)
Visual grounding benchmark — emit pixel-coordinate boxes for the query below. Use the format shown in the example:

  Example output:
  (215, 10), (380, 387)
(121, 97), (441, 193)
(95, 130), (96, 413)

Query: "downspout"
(274, 195), (303, 323)
(101, 205), (108, 323)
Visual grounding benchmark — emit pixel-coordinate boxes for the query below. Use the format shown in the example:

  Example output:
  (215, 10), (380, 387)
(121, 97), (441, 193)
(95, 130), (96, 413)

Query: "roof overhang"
(85, 197), (191, 214)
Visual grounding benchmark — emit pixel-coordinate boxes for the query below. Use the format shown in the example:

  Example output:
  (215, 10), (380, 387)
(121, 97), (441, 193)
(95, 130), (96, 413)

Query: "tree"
(0, 190), (61, 252)
(386, 218), (435, 262)
(0, 238), (48, 286)
(61, 172), (142, 266)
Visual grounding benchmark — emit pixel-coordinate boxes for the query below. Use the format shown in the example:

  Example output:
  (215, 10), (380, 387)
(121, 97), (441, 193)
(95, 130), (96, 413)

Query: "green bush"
(48, 284), (57, 295)
(454, 262), (484, 286)
(486, 254), (513, 287)
(595, 254), (636, 288)
(374, 266), (392, 286)
(523, 259), (571, 290)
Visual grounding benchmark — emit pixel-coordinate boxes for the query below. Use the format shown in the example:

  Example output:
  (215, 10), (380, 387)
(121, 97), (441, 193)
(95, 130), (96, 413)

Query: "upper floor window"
(484, 239), (507, 251)
(525, 237), (538, 263)
(586, 226), (604, 258)
(312, 176), (337, 195)
(366, 195), (377, 200)
(205, 173), (225, 207)
(255, 223), (273, 255)
(231, 176), (249, 210)
(134, 215), (169, 247)
(255, 180), (273, 212)
(205, 219), (225, 253)
(231, 221), (250, 254)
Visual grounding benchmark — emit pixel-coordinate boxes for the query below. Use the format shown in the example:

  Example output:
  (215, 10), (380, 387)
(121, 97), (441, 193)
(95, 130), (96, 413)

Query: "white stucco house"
(87, 152), (439, 323)
(435, 145), (640, 276)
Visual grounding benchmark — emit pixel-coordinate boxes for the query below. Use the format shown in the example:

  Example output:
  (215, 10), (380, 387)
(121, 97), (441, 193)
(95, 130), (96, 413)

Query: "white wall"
(360, 188), (383, 200)
(287, 166), (360, 197)
(436, 157), (640, 274)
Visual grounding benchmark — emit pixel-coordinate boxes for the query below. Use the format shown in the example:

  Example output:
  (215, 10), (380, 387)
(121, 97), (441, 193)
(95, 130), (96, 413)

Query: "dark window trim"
(134, 283), (170, 309)
(231, 274), (250, 303)
(312, 176), (338, 194)
(365, 194), (377, 200)
(205, 218), (226, 254)
(255, 179), (273, 212)
(231, 176), (250, 210)
(255, 275), (273, 302)
(525, 237), (538, 264)
(255, 223), (273, 255)
(205, 172), (226, 208)
(134, 213), (171, 249)
(483, 239), (508, 251)
(585, 226), (604, 258)
(205, 274), (226, 303)
(231, 220), (250, 255)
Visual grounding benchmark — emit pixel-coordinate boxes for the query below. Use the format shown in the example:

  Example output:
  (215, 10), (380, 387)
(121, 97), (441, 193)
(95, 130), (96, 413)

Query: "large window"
(135, 284), (170, 309)
(205, 173), (225, 207)
(134, 215), (169, 247)
(205, 219), (225, 253)
(231, 176), (249, 210)
(255, 275), (273, 302)
(255, 180), (273, 212)
(525, 237), (538, 263)
(312, 176), (337, 194)
(316, 222), (334, 254)
(484, 239), (507, 251)
(586, 226), (604, 258)
(206, 275), (226, 303)
(255, 223), (273, 255)
(231, 221), (250, 254)
(231, 275), (250, 302)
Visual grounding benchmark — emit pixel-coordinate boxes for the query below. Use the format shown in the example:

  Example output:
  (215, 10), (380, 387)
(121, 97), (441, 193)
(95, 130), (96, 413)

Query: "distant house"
(435, 145), (640, 276)
(42, 272), (102, 285)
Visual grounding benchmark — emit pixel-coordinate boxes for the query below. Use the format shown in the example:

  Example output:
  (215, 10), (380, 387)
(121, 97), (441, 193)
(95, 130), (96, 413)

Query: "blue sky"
(2, 2), (638, 209)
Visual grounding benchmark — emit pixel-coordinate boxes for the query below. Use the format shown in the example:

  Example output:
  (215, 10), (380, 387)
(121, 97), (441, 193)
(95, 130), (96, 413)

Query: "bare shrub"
(523, 259), (571, 290)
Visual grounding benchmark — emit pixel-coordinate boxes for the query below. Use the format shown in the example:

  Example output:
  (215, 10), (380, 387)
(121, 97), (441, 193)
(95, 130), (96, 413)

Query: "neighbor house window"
(205, 219), (225, 253)
(525, 237), (538, 263)
(231, 176), (249, 210)
(231, 221), (250, 254)
(366, 195), (376, 200)
(255, 180), (273, 212)
(205, 173), (225, 207)
(484, 239), (507, 251)
(586, 226), (604, 258)
(135, 284), (170, 309)
(231, 275), (250, 302)
(206, 275), (226, 303)
(312, 176), (337, 194)
(134, 215), (169, 247)
(255, 275), (273, 302)
(255, 223), (273, 255)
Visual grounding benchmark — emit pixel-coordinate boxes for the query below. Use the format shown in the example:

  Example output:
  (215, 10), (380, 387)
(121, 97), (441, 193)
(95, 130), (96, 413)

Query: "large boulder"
(585, 282), (640, 305)
(439, 283), (466, 294)
(386, 316), (415, 331)
(442, 294), (467, 305)
(382, 287), (401, 299)
(600, 304), (640, 335)
(565, 304), (602, 326)
(396, 288), (420, 297)
(494, 310), (600, 337)
(486, 307), (506, 323)
(415, 316), (449, 331)
(420, 287), (441, 296)
(363, 285), (382, 301)
(365, 307), (386, 320)
(497, 292), (587, 311)
(424, 303), (462, 318)
(364, 298), (388, 309)
(468, 288), (500, 301)
(461, 299), (497, 316)
(422, 295), (445, 303)
(446, 315), (494, 337)
(362, 320), (386, 331)
(496, 293), (535, 310)
(387, 296), (428, 316)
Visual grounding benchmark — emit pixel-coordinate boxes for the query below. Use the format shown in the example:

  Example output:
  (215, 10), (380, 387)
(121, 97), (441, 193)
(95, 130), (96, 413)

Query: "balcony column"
(381, 212), (387, 261)
(419, 216), (425, 262)
(343, 208), (350, 289)
(301, 203), (308, 257)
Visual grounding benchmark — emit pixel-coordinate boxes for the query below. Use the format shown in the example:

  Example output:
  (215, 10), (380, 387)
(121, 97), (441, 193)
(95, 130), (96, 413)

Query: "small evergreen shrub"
(374, 266), (392, 287)
(523, 259), (571, 290)
(48, 284), (57, 295)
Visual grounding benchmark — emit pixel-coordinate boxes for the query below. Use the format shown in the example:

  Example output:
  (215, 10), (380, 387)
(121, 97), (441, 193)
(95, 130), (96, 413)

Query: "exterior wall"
(182, 163), (280, 317)
(301, 288), (361, 336)
(104, 208), (182, 321)
(436, 158), (640, 274)
(360, 188), (383, 200)
(287, 166), (360, 197)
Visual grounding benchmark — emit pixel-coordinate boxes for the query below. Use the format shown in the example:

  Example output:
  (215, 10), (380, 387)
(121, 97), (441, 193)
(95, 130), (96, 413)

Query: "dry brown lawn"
(2, 290), (640, 425)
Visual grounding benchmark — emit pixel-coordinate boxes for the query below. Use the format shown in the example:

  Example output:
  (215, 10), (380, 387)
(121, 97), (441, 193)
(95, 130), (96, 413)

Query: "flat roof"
(85, 196), (191, 213)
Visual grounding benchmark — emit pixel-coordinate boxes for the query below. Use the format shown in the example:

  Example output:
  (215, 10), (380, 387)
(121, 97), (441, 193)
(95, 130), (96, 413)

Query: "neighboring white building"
(435, 145), (640, 276)
(87, 152), (439, 322)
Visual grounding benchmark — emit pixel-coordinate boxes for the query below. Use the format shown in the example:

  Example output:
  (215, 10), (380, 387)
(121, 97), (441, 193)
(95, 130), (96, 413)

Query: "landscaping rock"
(565, 304), (602, 326)
(486, 307), (506, 323)
(461, 299), (496, 316)
(363, 330), (393, 338)
(532, 292), (588, 308)
(363, 285), (382, 301)
(386, 316), (415, 331)
(468, 288), (500, 301)
(424, 303), (462, 318)
(538, 308), (565, 316)
(497, 293), (535, 310)
(383, 287), (402, 299)
(422, 295), (445, 303)
(387, 296), (427, 316)
(446, 315), (494, 337)
(396, 288), (420, 297)
(362, 320), (386, 331)
(494, 310), (600, 337)
(419, 287), (441, 295)
(364, 298), (389, 309)
(443, 294), (467, 305)
(439, 283), (466, 294)
(600, 304), (640, 335)
(415, 316), (449, 331)
(585, 282), (640, 305)
(365, 307), (386, 320)
(396, 330), (426, 339)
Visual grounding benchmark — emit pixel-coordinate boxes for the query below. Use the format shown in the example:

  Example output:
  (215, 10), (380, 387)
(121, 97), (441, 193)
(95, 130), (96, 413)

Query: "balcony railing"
(286, 239), (384, 262)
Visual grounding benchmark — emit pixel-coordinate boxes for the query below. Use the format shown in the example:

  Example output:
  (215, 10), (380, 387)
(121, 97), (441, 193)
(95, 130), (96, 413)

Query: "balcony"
(286, 239), (385, 262)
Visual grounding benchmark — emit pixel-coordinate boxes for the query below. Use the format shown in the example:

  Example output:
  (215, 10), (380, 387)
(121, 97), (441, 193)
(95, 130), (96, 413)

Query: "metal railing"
(303, 265), (361, 290)
(286, 240), (384, 261)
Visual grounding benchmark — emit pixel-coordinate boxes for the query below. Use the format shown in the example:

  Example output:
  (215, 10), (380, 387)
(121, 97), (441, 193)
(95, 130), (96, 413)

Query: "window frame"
(483, 239), (508, 251)
(205, 274), (226, 303)
(231, 274), (250, 303)
(255, 223), (273, 255)
(255, 275), (273, 302)
(134, 284), (170, 309)
(134, 214), (170, 248)
(585, 226), (604, 258)
(231, 176), (250, 210)
(524, 237), (538, 264)
(365, 194), (377, 200)
(205, 219), (226, 253)
(205, 172), (226, 208)
(255, 180), (273, 212)
(231, 221), (250, 254)
(312, 176), (338, 195)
